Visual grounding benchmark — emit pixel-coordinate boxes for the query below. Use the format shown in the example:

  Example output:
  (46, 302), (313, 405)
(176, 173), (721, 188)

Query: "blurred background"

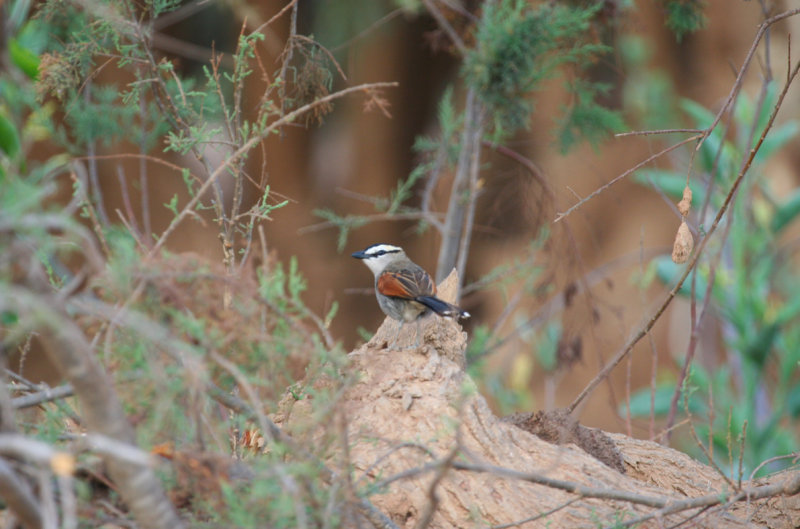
(5, 0), (800, 467)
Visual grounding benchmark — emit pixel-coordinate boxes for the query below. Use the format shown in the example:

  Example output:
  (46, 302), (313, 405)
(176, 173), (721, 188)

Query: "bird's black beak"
(351, 250), (367, 259)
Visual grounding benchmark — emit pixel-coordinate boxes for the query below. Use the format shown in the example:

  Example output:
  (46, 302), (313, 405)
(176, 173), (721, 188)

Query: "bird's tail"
(416, 296), (470, 320)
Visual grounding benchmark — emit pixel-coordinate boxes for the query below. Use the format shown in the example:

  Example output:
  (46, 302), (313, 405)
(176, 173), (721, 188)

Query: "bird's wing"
(377, 268), (435, 299)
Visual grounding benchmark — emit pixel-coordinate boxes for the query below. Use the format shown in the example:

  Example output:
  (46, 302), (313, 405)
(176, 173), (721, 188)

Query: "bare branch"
(618, 471), (800, 527)
(12, 384), (74, 409)
(435, 88), (482, 284)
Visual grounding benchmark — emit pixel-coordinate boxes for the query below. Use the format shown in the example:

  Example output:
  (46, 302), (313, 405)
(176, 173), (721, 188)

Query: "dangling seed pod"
(672, 220), (693, 264)
(677, 185), (692, 217)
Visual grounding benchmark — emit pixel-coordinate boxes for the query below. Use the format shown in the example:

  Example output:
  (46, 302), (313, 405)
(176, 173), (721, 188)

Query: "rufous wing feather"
(377, 269), (435, 299)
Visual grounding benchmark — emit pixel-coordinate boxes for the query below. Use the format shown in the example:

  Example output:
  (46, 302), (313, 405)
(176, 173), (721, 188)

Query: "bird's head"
(351, 243), (405, 275)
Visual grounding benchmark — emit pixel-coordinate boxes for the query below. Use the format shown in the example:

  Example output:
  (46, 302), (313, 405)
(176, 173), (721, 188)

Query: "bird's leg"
(414, 319), (421, 349)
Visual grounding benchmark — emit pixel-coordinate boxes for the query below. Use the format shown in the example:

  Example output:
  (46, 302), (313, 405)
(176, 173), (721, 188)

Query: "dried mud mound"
(275, 271), (799, 528)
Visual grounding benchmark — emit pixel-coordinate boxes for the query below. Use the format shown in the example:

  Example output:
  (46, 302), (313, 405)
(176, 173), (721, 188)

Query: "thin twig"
(488, 498), (580, 529)
(748, 453), (799, 482)
(683, 399), (734, 490)
(555, 135), (701, 223)
(150, 33), (235, 69)
(662, 505), (715, 529)
(299, 211), (443, 235)
(69, 170), (111, 258)
(115, 209), (148, 252)
(292, 35), (348, 82)
(115, 166), (143, 245)
(737, 420), (747, 489)
(277, 0), (299, 120)
(76, 153), (203, 184)
(250, 0), (298, 43)
(331, 9), (405, 54)
(488, 142), (554, 199)
(83, 82), (109, 227)
(151, 0), (212, 30)
(614, 128), (703, 137)
(356, 442), (438, 487)
(423, 0), (468, 55)
(210, 351), (275, 445)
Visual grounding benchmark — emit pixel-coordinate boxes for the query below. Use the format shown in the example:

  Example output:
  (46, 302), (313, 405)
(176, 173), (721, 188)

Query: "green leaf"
(653, 255), (707, 298)
(634, 169), (706, 206)
(680, 98), (714, 128)
(743, 322), (778, 367)
(750, 82), (779, 145)
(621, 381), (706, 418)
(621, 385), (675, 417)
(464, 0), (608, 142)
(1, 311), (19, 326)
(681, 99), (733, 173)
(771, 188), (800, 234)
(9, 38), (40, 80)
(775, 294), (800, 326)
(663, 0), (707, 42)
(557, 80), (625, 152)
(312, 209), (369, 252)
(756, 121), (799, 165)
(287, 256), (306, 300)
(181, 168), (196, 197)
(164, 194), (179, 216)
(324, 301), (338, 328)
(465, 324), (492, 368)
(787, 384), (800, 418)
(535, 321), (561, 372)
(0, 112), (21, 158)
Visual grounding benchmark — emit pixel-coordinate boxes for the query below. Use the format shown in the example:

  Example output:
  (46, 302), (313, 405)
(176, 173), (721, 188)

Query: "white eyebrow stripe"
(365, 244), (402, 256)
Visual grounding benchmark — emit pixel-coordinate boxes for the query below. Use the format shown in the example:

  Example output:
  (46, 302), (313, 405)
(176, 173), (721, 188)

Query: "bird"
(351, 243), (470, 349)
